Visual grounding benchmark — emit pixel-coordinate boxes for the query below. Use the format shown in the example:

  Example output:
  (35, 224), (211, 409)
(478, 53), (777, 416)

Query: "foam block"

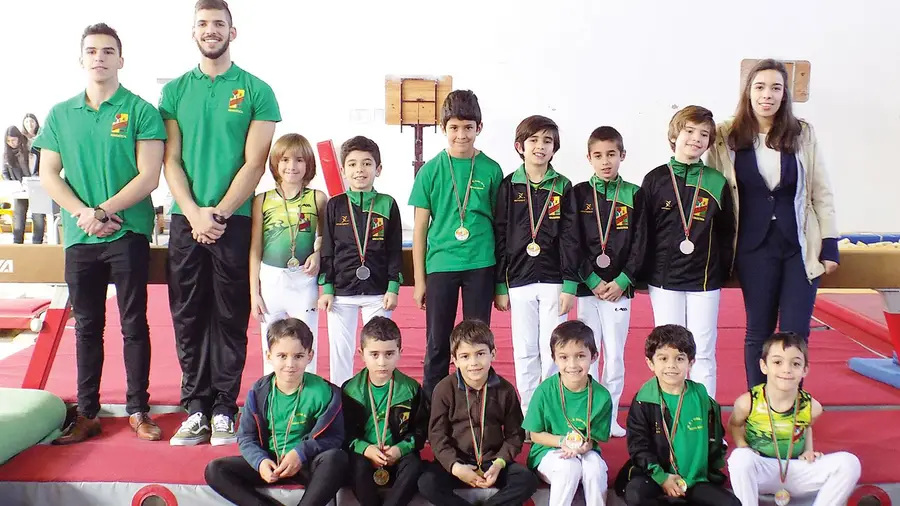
(0, 388), (66, 465)
(848, 357), (900, 389)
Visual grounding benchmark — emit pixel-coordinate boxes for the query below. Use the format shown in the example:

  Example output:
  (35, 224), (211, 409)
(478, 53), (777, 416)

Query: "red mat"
(0, 410), (896, 485)
(0, 287), (898, 407)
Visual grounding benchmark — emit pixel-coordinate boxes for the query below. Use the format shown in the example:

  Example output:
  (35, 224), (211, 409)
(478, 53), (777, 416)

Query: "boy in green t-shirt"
(205, 318), (348, 506)
(35, 23), (166, 444)
(614, 325), (739, 506)
(522, 321), (612, 505)
(728, 332), (861, 506)
(342, 317), (426, 506)
(408, 90), (504, 399)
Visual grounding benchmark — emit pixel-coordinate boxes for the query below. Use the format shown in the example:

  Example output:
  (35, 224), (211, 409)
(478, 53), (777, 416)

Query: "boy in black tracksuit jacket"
(640, 106), (735, 399)
(573, 126), (647, 438)
(493, 115), (580, 417)
(319, 136), (404, 387)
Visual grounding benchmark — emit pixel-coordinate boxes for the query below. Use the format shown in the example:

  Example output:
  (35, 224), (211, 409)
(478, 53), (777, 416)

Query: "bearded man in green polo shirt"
(35, 23), (167, 443)
(160, 0), (281, 447)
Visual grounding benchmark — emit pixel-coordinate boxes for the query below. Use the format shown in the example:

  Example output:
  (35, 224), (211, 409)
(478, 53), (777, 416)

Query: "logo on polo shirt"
(229, 89), (245, 113)
(692, 197), (709, 222)
(615, 206), (629, 229)
(548, 195), (561, 219)
(371, 217), (385, 240)
(111, 113), (129, 138)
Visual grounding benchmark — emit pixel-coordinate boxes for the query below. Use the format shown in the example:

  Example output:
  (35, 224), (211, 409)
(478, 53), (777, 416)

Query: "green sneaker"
(210, 414), (237, 446)
(169, 412), (210, 446)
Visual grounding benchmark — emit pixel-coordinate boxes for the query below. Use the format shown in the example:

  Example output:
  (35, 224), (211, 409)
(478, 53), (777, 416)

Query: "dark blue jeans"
(735, 222), (820, 389)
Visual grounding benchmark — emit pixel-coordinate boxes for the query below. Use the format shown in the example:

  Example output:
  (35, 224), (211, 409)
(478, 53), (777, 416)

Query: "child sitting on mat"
(205, 318), (347, 506)
(728, 332), (861, 506)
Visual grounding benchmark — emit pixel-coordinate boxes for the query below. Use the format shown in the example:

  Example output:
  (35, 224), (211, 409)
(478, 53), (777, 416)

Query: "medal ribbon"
(765, 388), (801, 485)
(525, 176), (556, 244)
(464, 382), (488, 470)
(367, 375), (395, 451)
(346, 192), (376, 268)
(592, 178), (621, 256)
(667, 163), (704, 243)
(557, 376), (593, 446)
(446, 151), (476, 230)
(280, 187), (303, 262)
(659, 384), (686, 475)
(268, 375), (304, 465)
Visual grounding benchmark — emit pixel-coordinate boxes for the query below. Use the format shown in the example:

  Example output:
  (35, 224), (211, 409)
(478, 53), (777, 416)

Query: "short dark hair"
(761, 332), (809, 365)
(81, 23), (122, 56)
(361, 316), (402, 349)
(440, 90), (482, 128)
(549, 320), (598, 359)
(340, 135), (382, 168)
(195, 0), (233, 26)
(266, 318), (314, 352)
(645, 324), (696, 361)
(668, 105), (716, 151)
(450, 319), (495, 356)
(514, 115), (560, 161)
(588, 126), (625, 154)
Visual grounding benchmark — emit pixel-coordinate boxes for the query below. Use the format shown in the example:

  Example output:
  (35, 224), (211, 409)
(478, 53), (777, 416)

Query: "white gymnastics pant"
(577, 295), (630, 428)
(509, 283), (567, 416)
(648, 286), (721, 397)
(537, 450), (609, 506)
(258, 262), (319, 375)
(327, 294), (392, 386)
(728, 447), (861, 506)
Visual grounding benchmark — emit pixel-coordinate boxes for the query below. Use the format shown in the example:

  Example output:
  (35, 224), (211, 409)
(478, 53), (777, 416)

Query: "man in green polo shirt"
(160, 0), (281, 447)
(34, 23), (166, 444)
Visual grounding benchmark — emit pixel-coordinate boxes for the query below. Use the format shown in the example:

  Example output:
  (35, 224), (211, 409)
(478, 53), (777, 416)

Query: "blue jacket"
(238, 373), (345, 471)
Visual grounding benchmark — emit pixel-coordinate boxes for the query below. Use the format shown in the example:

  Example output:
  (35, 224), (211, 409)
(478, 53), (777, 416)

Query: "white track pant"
(327, 294), (391, 386)
(728, 448), (861, 506)
(259, 263), (319, 375)
(648, 286), (721, 397)
(577, 295), (630, 428)
(537, 450), (608, 506)
(509, 283), (567, 416)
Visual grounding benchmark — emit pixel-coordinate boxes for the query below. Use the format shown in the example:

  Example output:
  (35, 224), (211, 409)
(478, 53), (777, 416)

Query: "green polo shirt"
(408, 150), (503, 274)
(32, 85), (166, 248)
(158, 63), (281, 217)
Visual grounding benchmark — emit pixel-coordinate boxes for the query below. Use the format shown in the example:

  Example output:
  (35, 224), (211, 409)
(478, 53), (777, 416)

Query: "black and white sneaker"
(169, 412), (210, 446)
(210, 414), (237, 446)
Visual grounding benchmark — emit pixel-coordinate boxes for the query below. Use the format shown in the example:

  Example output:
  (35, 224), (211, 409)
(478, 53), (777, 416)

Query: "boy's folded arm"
(237, 390), (270, 471)
(626, 401), (668, 485)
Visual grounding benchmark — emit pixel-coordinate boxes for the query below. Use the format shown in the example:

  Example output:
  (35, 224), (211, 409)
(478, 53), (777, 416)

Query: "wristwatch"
(94, 206), (110, 223)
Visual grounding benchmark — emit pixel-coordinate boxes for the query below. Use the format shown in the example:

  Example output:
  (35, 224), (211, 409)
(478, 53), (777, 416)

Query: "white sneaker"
(210, 414), (237, 446)
(169, 412), (210, 446)
(610, 422), (627, 438)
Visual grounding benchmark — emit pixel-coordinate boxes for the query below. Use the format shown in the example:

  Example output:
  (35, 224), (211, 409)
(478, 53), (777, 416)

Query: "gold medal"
(558, 376), (593, 452)
(279, 187), (307, 273)
(455, 226), (470, 241)
(563, 430), (584, 450)
(524, 175), (555, 258)
(286, 257), (300, 269)
(526, 242), (541, 257)
(447, 152), (476, 244)
(676, 478), (688, 493)
(775, 489), (791, 505)
(464, 380), (488, 475)
(373, 467), (390, 486)
(268, 376), (304, 466)
(475, 467), (484, 478)
(659, 382), (686, 478)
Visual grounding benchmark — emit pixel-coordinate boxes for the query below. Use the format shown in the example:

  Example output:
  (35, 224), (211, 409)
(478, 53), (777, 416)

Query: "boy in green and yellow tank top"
(728, 332), (861, 506)
(250, 134), (328, 375)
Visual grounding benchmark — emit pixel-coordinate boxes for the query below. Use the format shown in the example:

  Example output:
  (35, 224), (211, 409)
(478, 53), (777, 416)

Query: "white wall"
(3, 0), (898, 232)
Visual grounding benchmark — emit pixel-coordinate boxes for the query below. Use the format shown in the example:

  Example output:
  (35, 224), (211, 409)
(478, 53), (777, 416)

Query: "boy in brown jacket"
(418, 319), (538, 506)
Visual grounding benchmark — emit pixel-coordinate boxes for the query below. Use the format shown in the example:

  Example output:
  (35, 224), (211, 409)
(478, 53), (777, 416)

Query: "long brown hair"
(728, 59), (802, 153)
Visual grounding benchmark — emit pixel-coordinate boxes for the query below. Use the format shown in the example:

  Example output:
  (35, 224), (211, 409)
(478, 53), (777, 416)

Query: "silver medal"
(679, 239), (695, 255)
(356, 265), (371, 280)
(596, 253), (611, 268)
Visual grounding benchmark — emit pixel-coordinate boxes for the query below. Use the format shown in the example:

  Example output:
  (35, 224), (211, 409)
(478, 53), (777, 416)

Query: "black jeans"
(349, 451), (422, 506)
(423, 266), (494, 399)
(624, 477), (741, 506)
(417, 460), (538, 506)
(168, 214), (251, 418)
(65, 233), (151, 418)
(13, 198), (45, 244)
(205, 450), (348, 506)
(735, 222), (820, 389)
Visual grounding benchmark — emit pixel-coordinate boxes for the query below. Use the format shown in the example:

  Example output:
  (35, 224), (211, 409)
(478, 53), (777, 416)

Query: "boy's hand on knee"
(413, 282), (426, 310)
(273, 449), (302, 479)
(383, 292), (398, 311)
(317, 294), (334, 312)
(558, 293), (575, 315)
(258, 459), (279, 483)
(662, 474), (686, 497)
(494, 294), (509, 311)
(798, 450), (823, 462)
(480, 462), (501, 488)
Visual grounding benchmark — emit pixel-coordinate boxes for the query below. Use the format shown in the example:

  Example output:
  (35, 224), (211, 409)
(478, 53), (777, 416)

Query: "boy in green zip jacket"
(342, 316), (427, 506)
